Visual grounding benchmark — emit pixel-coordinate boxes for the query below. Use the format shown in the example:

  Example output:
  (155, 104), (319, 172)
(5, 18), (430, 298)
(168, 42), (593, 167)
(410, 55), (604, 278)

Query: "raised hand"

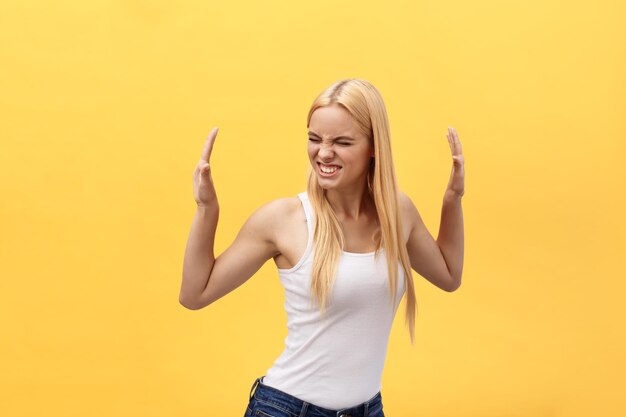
(445, 126), (465, 198)
(193, 127), (219, 207)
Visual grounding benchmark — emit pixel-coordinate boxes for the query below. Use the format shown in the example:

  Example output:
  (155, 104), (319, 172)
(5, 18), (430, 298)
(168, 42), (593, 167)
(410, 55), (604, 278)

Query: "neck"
(324, 179), (374, 221)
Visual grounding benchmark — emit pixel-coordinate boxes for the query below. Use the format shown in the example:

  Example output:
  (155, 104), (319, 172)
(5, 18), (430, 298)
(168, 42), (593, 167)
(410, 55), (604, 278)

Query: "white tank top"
(262, 192), (406, 409)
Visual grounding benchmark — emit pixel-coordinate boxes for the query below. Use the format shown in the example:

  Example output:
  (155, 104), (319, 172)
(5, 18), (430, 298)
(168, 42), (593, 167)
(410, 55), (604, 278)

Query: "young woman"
(179, 79), (465, 417)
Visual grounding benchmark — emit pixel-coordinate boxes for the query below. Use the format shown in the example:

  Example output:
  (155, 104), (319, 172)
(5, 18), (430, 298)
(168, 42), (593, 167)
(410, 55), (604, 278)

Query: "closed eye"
(308, 138), (351, 146)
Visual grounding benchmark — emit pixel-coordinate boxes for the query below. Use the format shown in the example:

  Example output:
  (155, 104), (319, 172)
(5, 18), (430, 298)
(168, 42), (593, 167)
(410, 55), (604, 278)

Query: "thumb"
(200, 163), (211, 175)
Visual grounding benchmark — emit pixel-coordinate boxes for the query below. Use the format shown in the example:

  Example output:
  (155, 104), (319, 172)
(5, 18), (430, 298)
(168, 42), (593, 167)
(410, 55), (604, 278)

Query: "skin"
(305, 103), (381, 254)
(179, 106), (465, 309)
(307, 103), (375, 219)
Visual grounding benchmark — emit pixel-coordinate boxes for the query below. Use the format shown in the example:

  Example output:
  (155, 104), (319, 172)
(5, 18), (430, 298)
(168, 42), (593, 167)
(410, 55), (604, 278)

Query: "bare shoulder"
(254, 195), (301, 220)
(246, 195), (302, 241)
(398, 191), (418, 222)
(398, 190), (419, 241)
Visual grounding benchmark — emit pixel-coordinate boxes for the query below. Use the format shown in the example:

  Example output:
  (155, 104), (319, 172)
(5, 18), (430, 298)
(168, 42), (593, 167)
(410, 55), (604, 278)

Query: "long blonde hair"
(305, 79), (418, 344)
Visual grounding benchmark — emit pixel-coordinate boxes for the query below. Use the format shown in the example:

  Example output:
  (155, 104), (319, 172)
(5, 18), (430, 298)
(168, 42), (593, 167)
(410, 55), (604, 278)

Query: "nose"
(318, 143), (334, 160)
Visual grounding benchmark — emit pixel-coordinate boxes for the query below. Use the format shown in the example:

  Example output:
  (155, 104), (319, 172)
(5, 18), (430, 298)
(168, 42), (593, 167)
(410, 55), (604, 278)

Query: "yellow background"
(1, 0), (624, 416)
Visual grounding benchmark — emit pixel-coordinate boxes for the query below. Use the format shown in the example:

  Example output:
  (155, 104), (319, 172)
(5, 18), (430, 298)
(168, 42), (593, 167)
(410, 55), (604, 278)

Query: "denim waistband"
(249, 375), (383, 417)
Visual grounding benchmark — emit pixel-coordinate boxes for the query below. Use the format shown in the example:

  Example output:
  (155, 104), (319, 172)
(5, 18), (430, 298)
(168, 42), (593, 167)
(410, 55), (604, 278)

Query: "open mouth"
(318, 163), (342, 177)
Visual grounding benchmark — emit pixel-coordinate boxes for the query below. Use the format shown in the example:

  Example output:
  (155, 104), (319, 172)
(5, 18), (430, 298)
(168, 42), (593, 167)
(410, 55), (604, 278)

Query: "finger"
(447, 128), (454, 154)
(200, 127), (219, 163)
(451, 127), (462, 155)
(447, 134), (454, 156)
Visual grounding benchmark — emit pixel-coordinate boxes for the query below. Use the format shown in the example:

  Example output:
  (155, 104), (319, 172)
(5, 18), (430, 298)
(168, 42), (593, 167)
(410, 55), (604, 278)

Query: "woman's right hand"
(193, 127), (219, 207)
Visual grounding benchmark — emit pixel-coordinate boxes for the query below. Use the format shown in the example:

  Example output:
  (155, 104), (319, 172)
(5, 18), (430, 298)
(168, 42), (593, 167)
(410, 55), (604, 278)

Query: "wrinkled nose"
(318, 144), (334, 160)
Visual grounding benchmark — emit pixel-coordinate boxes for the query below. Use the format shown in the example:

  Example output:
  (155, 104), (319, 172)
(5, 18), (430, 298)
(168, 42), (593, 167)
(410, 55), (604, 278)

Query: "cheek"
(343, 150), (370, 166)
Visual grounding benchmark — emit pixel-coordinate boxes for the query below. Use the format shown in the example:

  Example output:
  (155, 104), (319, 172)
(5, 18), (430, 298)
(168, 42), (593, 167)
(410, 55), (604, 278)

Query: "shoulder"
(398, 190), (417, 216)
(397, 190), (420, 231)
(253, 195), (301, 218)
(245, 195), (302, 236)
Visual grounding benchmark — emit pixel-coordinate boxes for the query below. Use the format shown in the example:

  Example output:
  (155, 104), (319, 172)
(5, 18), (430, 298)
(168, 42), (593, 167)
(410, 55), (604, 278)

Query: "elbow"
(447, 276), (462, 292)
(179, 294), (203, 310)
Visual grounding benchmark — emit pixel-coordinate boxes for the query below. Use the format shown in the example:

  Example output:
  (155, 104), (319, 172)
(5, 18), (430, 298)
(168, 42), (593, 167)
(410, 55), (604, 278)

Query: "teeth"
(320, 165), (339, 173)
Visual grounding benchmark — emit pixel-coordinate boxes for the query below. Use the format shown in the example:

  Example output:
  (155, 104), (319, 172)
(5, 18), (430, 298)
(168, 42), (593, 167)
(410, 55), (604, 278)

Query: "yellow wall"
(1, 0), (624, 416)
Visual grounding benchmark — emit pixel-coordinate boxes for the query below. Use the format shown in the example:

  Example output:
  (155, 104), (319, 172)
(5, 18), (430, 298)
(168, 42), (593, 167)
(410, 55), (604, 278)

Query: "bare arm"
(179, 127), (220, 308)
(179, 204), (219, 308)
(400, 125), (466, 292)
(436, 190), (464, 289)
(437, 126), (465, 289)
(401, 192), (458, 292)
(179, 200), (282, 310)
(178, 127), (279, 309)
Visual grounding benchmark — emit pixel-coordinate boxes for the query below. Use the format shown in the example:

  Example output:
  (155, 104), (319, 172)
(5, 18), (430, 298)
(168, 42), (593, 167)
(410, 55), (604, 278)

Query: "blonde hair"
(305, 79), (418, 344)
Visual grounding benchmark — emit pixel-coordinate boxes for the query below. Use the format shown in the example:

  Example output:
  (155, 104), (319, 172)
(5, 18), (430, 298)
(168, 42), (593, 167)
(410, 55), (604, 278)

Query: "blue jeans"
(244, 376), (386, 417)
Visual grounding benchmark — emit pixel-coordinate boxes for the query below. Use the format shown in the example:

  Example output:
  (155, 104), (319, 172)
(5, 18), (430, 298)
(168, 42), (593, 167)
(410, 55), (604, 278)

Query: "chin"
(316, 181), (335, 190)
(316, 178), (346, 191)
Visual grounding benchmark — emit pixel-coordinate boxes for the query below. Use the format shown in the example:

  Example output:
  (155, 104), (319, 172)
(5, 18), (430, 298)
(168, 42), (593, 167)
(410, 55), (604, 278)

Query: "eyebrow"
(308, 131), (355, 141)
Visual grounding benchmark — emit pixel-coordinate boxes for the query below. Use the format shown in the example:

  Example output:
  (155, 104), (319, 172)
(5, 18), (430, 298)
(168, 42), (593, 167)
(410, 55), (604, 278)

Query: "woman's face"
(307, 103), (374, 191)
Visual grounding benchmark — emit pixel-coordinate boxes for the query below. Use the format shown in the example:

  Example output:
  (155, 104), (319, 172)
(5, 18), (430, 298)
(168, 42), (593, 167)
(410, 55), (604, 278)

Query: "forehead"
(309, 104), (358, 136)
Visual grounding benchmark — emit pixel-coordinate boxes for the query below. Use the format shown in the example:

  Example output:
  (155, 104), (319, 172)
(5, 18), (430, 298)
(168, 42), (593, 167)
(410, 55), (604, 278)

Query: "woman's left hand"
(446, 126), (465, 198)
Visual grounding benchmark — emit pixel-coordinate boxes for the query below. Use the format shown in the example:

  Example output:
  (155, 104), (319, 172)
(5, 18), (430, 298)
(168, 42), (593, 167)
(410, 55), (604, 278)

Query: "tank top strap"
(297, 192), (314, 251)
